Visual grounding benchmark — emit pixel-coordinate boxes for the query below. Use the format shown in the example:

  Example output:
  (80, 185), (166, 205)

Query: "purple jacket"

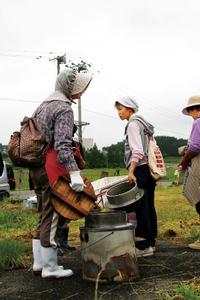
(188, 117), (200, 152)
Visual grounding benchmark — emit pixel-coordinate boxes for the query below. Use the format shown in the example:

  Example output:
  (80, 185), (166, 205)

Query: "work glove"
(69, 170), (85, 192)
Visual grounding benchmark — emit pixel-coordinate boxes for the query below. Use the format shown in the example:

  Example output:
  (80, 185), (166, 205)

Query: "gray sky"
(0, 0), (199, 149)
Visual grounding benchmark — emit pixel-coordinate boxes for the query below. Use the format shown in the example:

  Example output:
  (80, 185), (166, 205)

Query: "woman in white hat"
(179, 95), (200, 251)
(115, 96), (157, 257)
(29, 68), (92, 279)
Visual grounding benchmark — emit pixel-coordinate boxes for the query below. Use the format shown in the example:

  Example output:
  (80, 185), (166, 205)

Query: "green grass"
(11, 161), (179, 191)
(0, 238), (29, 270)
(12, 167), (128, 191)
(0, 209), (36, 234)
(164, 156), (180, 164)
(1, 163), (199, 275)
(155, 186), (200, 243)
(158, 282), (200, 300)
(174, 284), (200, 300)
(0, 200), (37, 239)
(82, 168), (127, 181)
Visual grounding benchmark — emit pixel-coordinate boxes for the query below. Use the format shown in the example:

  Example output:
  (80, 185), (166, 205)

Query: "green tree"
(155, 136), (187, 157)
(84, 144), (105, 168)
(103, 141), (124, 168)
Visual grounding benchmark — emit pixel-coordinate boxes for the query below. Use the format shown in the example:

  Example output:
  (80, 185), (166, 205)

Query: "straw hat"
(182, 96), (200, 115)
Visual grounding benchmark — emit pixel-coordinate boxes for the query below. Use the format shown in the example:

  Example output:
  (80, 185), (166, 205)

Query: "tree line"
(0, 136), (187, 169)
(84, 136), (187, 168)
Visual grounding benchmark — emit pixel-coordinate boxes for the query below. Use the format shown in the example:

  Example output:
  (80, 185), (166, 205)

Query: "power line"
(0, 50), (190, 136)
(1, 48), (174, 118)
(0, 97), (189, 137)
(0, 49), (62, 56)
(0, 48), (186, 119)
(0, 97), (40, 103)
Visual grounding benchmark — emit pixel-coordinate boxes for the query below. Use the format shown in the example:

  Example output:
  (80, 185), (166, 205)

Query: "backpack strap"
(125, 115), (151, 158)
(127, 115), (151, 136)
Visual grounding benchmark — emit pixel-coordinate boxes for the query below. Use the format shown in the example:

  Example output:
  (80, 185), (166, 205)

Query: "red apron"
(45, 148), (69, 186)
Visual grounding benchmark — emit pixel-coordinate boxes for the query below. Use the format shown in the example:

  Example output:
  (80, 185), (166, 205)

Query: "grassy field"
(12, 162), (180, 191)
(0, 185), (199, 262)
(1, 160), (200, 298)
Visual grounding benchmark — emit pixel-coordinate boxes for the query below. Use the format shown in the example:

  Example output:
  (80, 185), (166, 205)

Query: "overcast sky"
(0, 0), (199, 149)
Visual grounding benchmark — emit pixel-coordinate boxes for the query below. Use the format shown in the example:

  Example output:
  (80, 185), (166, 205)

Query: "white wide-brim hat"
(182, 96), (200, 115)
(71, 72), (92, 96)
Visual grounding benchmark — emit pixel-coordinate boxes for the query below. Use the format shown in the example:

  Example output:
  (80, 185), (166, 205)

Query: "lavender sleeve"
(188, 118), (200, 152)
(127, 122), (144, 163)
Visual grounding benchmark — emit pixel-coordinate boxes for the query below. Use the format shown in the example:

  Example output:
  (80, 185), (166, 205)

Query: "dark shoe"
(60, 241), (76, 251)
(57, 247), (64, 256)
(58, 227), (76, 251)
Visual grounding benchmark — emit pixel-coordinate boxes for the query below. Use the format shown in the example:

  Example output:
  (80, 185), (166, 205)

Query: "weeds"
(157, 282), (200, 300)
(0, 209), (37, 236)
(174, 284), (200, 300)
(156, 186), (199, 244)
(0, 238), (29, 269)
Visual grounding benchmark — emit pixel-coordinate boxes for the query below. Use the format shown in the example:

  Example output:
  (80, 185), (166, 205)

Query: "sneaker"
(135, 246), (154, 257)
(188, 239), (200, 250)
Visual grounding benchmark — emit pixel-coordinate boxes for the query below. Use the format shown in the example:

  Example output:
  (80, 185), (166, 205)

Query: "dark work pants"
(125, 164), (157, 250)
(29, 165), (59, 248)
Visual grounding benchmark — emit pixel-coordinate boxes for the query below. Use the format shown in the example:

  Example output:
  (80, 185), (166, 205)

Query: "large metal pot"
(106, 181), (144, 208)
(80, 211), (140, 283)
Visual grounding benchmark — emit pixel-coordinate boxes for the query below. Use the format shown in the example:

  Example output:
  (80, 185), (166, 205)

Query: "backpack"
(147, 135), (166, 181)
(7, 116), (47, 168)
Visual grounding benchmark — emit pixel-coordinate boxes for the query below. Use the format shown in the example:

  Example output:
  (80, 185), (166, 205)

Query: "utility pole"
(65, 60), (91, 144)
(77, 62), (88, 144)
(49, 54), (66, 75)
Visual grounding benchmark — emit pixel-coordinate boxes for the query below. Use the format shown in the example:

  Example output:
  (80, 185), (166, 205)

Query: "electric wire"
(0, 48), (182, 119)
(0, 49), (190, 138)
(0, 97), (189, 137)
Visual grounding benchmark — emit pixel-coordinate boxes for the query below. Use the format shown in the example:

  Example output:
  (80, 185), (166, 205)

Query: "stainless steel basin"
(106, 181), (144, 208)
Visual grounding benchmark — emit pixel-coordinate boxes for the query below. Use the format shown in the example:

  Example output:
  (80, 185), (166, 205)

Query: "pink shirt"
(127, 121), (145, 163)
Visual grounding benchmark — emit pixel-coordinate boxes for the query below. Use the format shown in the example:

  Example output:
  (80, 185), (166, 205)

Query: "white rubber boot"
(32, 239), (64, 275)
(41, 247), (73, 279)
(32, 239), (43, 275)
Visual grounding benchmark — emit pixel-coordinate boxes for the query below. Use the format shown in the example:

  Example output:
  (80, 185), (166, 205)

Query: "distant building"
(74, 138), (94, 150)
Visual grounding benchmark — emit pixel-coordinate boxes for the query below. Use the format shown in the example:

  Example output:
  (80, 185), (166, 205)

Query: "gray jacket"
(124, 115), (154, 169)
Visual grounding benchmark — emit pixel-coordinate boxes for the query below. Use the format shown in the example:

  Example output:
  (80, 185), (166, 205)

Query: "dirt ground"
(0, 239), (200, 300)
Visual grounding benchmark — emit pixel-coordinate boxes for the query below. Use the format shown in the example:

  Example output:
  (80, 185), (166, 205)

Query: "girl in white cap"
(29, 68), (92, 279)
(115, 96), (157, 257)
(179, 95), (200, 251)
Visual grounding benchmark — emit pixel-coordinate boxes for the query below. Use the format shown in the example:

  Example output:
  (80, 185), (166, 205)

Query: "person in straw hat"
(179, 95), (200, 250)
(115, 96), (157, 258)
(29, 68), (92, 279)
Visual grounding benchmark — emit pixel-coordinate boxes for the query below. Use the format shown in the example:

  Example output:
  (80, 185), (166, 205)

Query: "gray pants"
(29, 165), (59, 248)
